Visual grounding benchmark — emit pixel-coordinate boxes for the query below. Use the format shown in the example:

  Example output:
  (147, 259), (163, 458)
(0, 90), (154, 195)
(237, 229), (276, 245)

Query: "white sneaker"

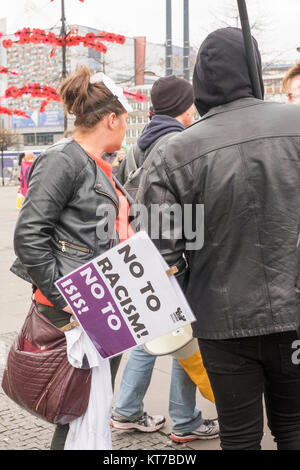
(111, 411), (166, 432)
(170, 419), (219, 443)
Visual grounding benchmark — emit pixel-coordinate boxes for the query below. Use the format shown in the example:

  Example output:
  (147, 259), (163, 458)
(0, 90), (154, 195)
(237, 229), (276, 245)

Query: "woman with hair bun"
(11, 66), (133, 449)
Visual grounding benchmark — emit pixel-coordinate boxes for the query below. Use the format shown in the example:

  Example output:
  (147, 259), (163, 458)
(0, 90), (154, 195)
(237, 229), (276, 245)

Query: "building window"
(37, 134), (54, 146)
(24, 133), (54, 146)
(24, 134), (35, 145)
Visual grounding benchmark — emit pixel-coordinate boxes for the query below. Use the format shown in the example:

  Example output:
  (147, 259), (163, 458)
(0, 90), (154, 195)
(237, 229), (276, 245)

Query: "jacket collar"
(200, 97), (264, 123)
(71, 138), (120, 210)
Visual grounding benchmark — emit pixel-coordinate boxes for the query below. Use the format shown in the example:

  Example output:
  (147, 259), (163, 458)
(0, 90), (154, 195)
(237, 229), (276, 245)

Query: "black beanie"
(151, 75), (194, 117)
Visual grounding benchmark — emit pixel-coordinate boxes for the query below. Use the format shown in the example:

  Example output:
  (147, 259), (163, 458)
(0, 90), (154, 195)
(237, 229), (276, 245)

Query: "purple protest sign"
(56, 232), (196, 360)
(56, 262), (136, 358)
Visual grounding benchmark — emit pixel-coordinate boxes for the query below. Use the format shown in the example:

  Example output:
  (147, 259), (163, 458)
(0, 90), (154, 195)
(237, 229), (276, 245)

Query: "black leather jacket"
(140, 98), (300, 339)
(12, 138), (121, 310)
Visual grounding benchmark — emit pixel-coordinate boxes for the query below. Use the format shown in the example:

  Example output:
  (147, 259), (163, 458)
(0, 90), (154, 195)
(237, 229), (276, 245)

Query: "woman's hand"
(63, 305), (73, 315)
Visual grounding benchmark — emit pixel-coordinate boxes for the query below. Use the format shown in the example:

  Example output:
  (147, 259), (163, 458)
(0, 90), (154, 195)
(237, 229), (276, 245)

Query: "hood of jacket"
(137, 114), (184, 151)
(193, 27), (264, 116)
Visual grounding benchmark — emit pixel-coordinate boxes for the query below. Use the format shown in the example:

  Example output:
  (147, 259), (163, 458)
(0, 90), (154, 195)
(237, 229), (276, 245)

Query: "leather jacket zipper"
(35, 360), (69, 412)
(95, 188), (119, 212)
(58, 240), (90, 254)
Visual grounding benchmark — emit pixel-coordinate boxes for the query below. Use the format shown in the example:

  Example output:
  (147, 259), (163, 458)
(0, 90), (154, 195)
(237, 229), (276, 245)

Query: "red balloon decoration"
(2, 39), (13, 48)
(123, 89), (147, 103)
(0, 65), (18, 76)
(0, 24), (145, 119)
(4, 83), (61, 112)
(3, 81), (147, 113)
(0, 105), (29, 118)
(2, 27), (126, 57)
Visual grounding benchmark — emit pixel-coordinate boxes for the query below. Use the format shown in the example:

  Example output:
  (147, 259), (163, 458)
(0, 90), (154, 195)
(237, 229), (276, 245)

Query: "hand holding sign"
(56, 232), (195, 359)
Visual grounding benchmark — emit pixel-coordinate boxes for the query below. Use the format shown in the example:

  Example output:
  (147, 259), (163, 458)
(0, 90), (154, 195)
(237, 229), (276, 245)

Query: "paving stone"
(0, 329), (194, 451)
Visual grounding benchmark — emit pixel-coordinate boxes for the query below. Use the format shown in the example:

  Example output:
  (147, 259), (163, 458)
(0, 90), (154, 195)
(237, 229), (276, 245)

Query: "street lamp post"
(166, 0), (173, 76)
(183, 0), (190, 82)
(237, 0), (263, 100)
(1, 139), (4, 186)
(60, 0), (68, 132)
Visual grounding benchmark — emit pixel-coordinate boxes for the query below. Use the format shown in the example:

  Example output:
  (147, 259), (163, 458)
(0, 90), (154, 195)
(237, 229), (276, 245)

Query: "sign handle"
(165, 266), (179, 276)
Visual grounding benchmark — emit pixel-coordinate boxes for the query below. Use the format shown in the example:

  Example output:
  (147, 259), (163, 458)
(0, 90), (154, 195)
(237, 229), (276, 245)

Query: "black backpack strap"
(126, 145), (138, 174)
(117, 144), (139, 185)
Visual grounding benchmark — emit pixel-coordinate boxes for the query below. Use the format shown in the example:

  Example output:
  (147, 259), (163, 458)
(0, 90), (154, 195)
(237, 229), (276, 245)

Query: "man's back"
(141, 25), (300, 451)
(148, 97), (300, 339)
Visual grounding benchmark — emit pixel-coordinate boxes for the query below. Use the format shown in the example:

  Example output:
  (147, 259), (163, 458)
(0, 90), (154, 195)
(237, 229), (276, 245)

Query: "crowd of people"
(8, 26), (300, 451)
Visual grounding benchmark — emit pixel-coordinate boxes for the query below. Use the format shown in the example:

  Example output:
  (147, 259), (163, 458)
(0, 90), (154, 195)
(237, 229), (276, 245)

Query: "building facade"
(263, 64), (294, 103)
(1, 22), (200, 149)
(1, 19), (298, 150)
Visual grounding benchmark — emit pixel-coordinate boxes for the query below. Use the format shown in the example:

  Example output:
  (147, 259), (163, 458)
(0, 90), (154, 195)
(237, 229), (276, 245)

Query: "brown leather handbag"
(1, 302), (92, 425)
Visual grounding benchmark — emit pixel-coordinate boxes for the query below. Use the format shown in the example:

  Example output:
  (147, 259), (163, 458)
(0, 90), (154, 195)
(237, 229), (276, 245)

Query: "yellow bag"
(16, 192), (25, 209)
(173, 338), (215, 403)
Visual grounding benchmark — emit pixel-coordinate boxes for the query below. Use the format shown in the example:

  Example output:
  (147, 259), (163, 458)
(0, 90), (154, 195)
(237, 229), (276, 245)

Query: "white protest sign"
(56, 231), (195, 359)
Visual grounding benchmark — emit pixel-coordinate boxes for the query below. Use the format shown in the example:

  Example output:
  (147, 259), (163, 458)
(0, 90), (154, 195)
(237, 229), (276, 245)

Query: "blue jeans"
(114, 345), (203, 433)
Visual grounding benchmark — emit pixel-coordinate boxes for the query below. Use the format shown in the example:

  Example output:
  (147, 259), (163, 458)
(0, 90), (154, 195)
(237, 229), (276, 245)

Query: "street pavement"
(0, 186), (276, 451)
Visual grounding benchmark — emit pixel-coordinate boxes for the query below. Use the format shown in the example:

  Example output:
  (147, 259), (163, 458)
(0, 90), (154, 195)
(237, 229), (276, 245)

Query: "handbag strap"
(60, 320), (79, 332)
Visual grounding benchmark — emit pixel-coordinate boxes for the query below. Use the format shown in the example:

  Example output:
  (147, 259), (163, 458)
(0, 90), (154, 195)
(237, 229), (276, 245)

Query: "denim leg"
(169, 358), (203, 433)
(114, 345), (156, 420)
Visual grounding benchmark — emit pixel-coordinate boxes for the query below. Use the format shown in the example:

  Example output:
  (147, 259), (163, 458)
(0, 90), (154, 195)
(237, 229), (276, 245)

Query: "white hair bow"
(90, 72), (133, 113)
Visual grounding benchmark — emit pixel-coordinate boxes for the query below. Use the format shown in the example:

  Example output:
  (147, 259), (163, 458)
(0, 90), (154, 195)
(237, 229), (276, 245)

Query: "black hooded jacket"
(193, 27), (264, 116)
(140, 28), (300, 339)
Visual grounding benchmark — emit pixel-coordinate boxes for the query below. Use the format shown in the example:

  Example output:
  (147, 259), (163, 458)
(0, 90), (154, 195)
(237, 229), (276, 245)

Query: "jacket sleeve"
(13, 150), (83, 309)
(138, 147), (188, 290)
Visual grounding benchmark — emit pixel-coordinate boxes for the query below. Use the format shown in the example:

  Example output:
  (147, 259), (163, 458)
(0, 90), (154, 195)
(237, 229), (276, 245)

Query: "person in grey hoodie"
(111, 75), (219, 443)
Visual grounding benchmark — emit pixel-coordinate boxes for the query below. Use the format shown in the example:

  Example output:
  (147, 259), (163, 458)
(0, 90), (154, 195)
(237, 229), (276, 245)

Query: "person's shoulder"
(151, 129), (182, 154)
(260, 99), (300, 117)
(39, 138), (89, 169)
(257, 100), (300, 136)
(162, 122), (200, 154)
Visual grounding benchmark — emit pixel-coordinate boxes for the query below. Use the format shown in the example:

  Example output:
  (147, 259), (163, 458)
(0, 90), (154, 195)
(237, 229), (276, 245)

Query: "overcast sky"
(1, 0), (300, 64)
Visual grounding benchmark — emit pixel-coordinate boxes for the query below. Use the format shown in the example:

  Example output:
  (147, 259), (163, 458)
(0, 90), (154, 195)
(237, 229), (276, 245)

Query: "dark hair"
(59, 65), (126, 128)
(18, 152), (25, 166)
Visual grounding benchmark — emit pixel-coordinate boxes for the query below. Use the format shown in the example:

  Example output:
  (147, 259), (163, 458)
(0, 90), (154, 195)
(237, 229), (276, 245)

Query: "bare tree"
(0, 128), (21, 150)
(205, 0), (284, 67)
